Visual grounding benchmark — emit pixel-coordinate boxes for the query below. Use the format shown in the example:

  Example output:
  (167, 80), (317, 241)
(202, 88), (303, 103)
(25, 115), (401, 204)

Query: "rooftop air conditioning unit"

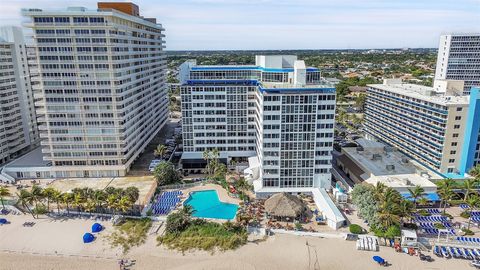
(386, 164), (395, 171)
(401, 157), (409, 164)
(371, 153), (382, 161)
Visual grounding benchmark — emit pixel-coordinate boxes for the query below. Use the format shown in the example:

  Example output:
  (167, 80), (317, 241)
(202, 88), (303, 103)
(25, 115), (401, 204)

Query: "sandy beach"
(0, 214), (472, 270)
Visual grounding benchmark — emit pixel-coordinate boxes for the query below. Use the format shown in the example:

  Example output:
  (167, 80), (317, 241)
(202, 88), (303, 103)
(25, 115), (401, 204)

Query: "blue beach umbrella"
(373, 256), (385, 264)
(91, 223), (103, 233)
(83, 233), (95, 243)
(0, 218), (7, 224)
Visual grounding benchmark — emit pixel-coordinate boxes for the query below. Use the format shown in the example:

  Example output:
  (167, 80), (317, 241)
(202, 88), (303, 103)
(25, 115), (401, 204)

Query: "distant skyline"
(1, 0), (479, 50)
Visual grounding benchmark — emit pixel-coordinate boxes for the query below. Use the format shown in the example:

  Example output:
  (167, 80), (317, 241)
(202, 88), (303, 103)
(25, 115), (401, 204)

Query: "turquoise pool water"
(184, 190), (238, 220)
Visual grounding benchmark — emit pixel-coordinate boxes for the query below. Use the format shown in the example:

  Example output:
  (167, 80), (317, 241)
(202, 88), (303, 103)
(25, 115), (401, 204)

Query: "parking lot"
(128, 118), (181, 176)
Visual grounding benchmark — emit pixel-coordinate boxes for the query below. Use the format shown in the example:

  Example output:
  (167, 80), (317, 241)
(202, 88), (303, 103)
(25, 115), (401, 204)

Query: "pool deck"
(182, 184), (241, 205)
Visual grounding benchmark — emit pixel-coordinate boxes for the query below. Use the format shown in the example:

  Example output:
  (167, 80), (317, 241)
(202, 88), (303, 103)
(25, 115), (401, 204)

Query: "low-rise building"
(337, 138), (439, 193)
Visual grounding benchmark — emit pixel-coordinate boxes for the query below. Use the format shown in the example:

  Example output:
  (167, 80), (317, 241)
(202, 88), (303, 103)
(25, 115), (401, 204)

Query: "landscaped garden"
(157, 206), (248, 253)
(107, 218), (152, 254)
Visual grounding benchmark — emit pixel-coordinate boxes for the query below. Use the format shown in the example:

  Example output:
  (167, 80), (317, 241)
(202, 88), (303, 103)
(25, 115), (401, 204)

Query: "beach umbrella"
(83, 233), (95, 243)
(0, 218), (7, 224)
(372, 256), (384, 264)
(92, 223), (103, 233)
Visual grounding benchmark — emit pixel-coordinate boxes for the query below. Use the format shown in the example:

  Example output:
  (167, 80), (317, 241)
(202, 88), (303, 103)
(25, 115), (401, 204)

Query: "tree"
(117, 197), (132, 214)
(124, 187), (139, 203)
(51, 189), (63, 214)
(17, 190), (35, 218)
(62, 193), (74, 214)
(437, 179), (455, 214)
(203, 149), (221, 178)
(165, 205), (193, 234)
(469, 165), (480, 179)
(355, 93), (366, 111)
(466, 194), (480, 230)
(153, 161), (180, 186)
(462, 179), (477, 202)
(398, 200), (414, 223)
(42, 187), (56, 212)
(0, 186), (11, 210)
(154, 144), (168, 158)
(107, 194), (118, 215)
(408, 185), (425, 210)
(351, 184), (379, 226)
(30, 185), (44, 217)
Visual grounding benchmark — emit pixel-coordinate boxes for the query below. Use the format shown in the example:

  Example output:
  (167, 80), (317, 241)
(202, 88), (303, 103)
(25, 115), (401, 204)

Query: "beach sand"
(0, 214), (471, 270)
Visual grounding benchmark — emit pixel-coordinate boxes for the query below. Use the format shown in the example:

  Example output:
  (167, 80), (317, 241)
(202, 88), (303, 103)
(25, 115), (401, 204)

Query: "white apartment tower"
(434, 34), (480, 94)
(365, 79), (480, 177)
(179, 55), (336, 194)
(0, 26), (38, 165)
(21, 3), (168, 178)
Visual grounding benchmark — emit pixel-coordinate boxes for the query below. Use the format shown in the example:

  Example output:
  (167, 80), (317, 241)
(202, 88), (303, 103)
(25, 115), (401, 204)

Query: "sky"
(1, 0), (479, 50)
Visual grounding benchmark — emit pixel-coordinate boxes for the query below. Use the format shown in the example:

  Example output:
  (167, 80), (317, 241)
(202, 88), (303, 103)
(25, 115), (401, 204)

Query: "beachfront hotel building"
(365, 79), (480, 177)
(9, 2), (168, 178)
(434, 33), (480, 95)
(179, 55), (336, 194)
(0, 26), (39, 167)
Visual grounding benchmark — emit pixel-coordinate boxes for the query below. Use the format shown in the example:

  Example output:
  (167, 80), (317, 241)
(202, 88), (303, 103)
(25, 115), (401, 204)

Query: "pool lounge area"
(184, 190), (239, 220)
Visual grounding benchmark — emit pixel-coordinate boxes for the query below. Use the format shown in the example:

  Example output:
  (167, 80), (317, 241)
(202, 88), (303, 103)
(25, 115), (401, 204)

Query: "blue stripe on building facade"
(460, 87), (480, 175)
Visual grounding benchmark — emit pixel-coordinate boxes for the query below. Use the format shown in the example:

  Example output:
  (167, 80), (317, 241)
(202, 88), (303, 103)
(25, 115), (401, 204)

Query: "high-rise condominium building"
(434, 34), (480, 95)
(179, 55), (336, 194)
(0, 26), (38, 165)
(20, 2), (168, 178)
(365, 79), (480, 177)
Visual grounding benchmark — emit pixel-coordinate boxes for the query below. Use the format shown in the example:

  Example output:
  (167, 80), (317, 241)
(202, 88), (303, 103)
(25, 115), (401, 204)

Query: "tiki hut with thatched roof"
(264, 192), (308, 219)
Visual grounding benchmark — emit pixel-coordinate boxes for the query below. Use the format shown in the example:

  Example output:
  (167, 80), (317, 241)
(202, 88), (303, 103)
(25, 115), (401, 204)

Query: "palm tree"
(107, 194), (118, 214)
(16, 190), (35, 218)
(398, 199), (414, 224)
(51, 189), (63, 214)
(30, 185), (44, 217)
(93, 190), (106, 213)
(408, 185), (425, 210)
(154, 144), (167, 158)
(466, 194), (480, 230)
(469, 165), (480, 179)
(437, 179), (455, 214)
(42, 187), (56, 212)
(62, 193), (74, 214)
(72, 193), (85, 212)
(462, 179), (477, 202)
(373, 182), (387, 202)
(418, 197), (429, 208)
(0, 186), (11, 210)
(117, 197), (132, 214)
(84, 199), (96, 215)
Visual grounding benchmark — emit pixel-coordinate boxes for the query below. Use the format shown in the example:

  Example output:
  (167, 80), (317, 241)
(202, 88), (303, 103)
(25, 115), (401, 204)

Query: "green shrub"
(146, 209), (153, 216)
(295, 222), (303, 231)
(417, 209), (430, 216)
(384, 225), (401, 238)
(434, 223), (445, 229)
(462, 228), (474, 236)
(349, 224), (364, 234)
(442, 212), (453, 219)
(158, 221), (247, 253)
(33, 204), (47, 215)
(461, 211), (471, 219)
(107, 218), (152, 254)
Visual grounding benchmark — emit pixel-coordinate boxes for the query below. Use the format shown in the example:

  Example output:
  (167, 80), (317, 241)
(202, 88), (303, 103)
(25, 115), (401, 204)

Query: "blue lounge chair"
(441, 246), (451, 258)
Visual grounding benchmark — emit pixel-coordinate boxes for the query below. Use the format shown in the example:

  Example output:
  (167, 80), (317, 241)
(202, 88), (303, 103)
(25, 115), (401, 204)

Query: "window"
(451, 142), (458, 146)
(450, 150), (456, 155)
(454, 124), (460, 129)
(456, 107), (463, 112)
(452, 133), (459, 138)
(449, 159), (455, 163)
(455, 116), (462, 120)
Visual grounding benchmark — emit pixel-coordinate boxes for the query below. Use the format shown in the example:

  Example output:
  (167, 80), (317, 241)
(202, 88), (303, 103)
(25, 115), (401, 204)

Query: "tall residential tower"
(179, 55), (336, 194)
(20, 2), (168, 178)
(0, 26), (38, 165)
(434, 34), (480, 95)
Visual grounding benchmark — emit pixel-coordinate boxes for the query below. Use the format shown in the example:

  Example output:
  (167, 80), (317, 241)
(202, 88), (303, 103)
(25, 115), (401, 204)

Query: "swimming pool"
(184, 190), (238, 220)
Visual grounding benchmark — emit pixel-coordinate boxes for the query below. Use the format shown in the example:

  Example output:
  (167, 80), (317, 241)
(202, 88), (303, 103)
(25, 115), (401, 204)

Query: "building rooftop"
(368, 81), (470, 106)
(341, 139), (440, 191)
(5, 147), (50, 168)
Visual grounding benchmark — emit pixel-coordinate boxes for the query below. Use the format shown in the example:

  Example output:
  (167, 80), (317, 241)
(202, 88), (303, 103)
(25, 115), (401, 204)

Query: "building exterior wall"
(365, 81), (478, 176)
(0, 26), (38, 165)
(435, 34), (480, 95)
(180, 56), (335, 193)
(21, 7), (168, 178)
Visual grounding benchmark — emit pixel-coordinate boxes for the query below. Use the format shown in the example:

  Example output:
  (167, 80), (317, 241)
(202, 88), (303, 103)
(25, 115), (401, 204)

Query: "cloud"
(0, 0), (479, 49)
